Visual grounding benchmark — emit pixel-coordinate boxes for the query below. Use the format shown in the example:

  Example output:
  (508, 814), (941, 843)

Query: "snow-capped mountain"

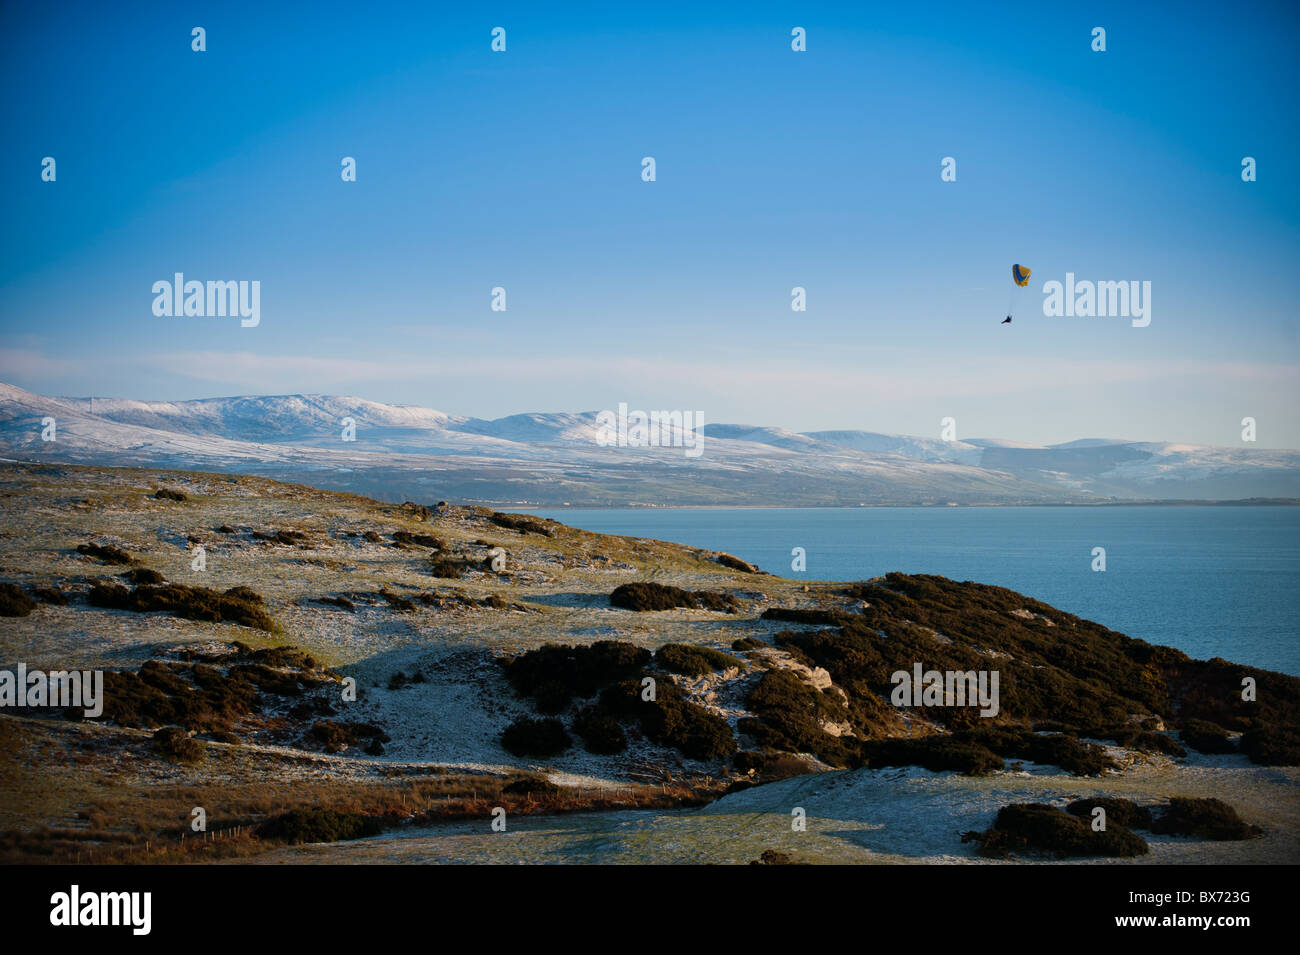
(2, 382), (1296, 505)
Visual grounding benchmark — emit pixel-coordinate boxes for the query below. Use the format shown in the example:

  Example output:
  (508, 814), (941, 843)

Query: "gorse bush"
(122, 567), (165, 586)
(863, 736), (1003, 776)
(77, 542), (134, 564)
(1239, 721), (1300, 766)
(429, 556), (470, 579)
(715, 553), (760, 573)
(610, 582), (739, 613)
(655, 643), (744, 677)
(153, 488), (187, 501)
(99, 646), (329, 735)
(31, 586), (68, 606)
(743, 670), (858, 767)
(252, 528), (308, 545)
(504, 641), (651, 707)
(953, 727), (1117, 776)
(1150, 798), (1263, 841)
(309, 720), (390, 753)
(1179, 718), (1236, 754)
(256, 809), (383, 844)
(490, 512), (555, 537)
(151, 726), (205, 765)
(1065, 797), (1156, 830)
(965, 803), (1148, 858)
(573, 705), (628, 754)
(0, 583), (36, 617)
(88, 582), (278, 632)
(600, 680), (736, 761)
(501, 717), (571, 758)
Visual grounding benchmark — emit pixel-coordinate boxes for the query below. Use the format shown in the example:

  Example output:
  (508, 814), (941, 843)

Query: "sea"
(512, 505), (1300, 676)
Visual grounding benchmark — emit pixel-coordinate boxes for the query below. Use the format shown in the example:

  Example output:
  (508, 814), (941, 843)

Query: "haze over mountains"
(2, 382), (1296, 506)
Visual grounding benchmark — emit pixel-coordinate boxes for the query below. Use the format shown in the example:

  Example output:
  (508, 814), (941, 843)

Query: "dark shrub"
(610, 582), (739, 613)
(429, 557), (469, 579)
(413, 534), (444, 548)
(154, 488), (187, 501)
(252, 529), (307, 545)
(601, 680), (736, 761)
(31, 586), (68, 606)
(152, 726), (205, 764)
(751, 850), (800, 865)
(123, 567), (165, 586)
(573, 705), (628, 754)
(490, 512), (555, 537)
(392, 530), (416, 545)
(864, 737), (1002, 775)
(88, 582), (278, 632)
(0, 583), (36, 617)
(230, 663), (305, 696)
(502, 775), (562, 796)
(501, 717), (570, 758)
(216, 524), (235, 534)
(716, 553), (760, 573)
(656, 643), (744, 677)
(1106, 728), (1186, 757)
(380, 589), (416, 612)
(732, 637), (765, 651)
(314, 595), (355, 611)
(532, 681), (572, 715)
(77, 542), (134, 565)
(1239, 722), (1300, 766)
(955, 728), (1117, 776)
(224, 586), (264, 604)
(247, 645), (317, 669)
(744, 670), (857, 767)
(1065, 797), (1156, 830)
(733, 750), (766, 772)
(1180, 718), (1236, 755)
(481, 594), (509, 610)
(401, 502), (432, 521)
(1150, 798), (1263, 840)
(967, 803), (1148, 858)
(309, 720), (390, 753)
(256, 809), (383, 844)
(504, 641), (652, 706)
(362, 530), (383, 543)
(611, 582), (694, 611)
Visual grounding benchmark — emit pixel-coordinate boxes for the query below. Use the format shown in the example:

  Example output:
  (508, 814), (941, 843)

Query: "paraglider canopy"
(1012, 264), (1032, 287)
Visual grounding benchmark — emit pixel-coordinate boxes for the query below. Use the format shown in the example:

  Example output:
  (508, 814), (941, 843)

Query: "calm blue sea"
(517, 506), (1300, 676)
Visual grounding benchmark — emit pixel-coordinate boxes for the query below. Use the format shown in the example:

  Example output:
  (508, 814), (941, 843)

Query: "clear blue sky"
(2, 0), (1297, 447)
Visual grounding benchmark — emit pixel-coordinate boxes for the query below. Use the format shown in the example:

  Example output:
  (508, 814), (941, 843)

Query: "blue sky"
(2, 0), (1298, 447)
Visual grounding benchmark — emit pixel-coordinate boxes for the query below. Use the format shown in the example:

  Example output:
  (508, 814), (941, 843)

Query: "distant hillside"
(2, 382), (1297, 505)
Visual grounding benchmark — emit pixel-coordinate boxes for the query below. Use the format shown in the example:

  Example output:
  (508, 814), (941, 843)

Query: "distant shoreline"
(498, 499), (1300, 510)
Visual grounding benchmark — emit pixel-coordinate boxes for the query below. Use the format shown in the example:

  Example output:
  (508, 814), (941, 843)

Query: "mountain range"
(2, 381), (1297, 506)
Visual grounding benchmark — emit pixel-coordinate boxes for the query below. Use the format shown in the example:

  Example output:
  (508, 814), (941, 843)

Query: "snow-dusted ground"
(246, 757), (1300, 865)
(4, 463), (1297, 866)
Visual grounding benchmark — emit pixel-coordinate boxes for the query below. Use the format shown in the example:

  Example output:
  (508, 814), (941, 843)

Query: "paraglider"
(1004, 264), (1031, 324)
